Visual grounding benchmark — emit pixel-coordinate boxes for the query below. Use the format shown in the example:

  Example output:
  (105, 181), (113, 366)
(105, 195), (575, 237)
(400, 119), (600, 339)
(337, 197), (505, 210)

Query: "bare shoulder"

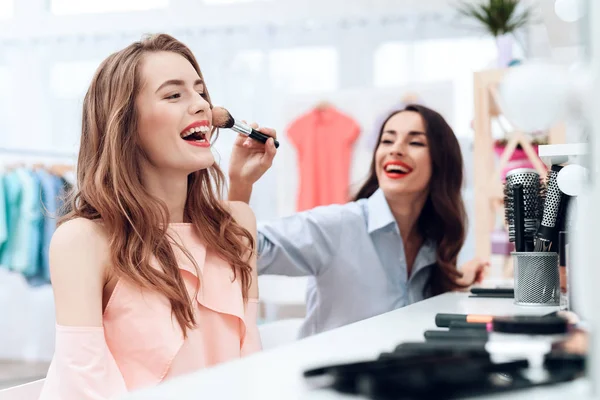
(50, 218), (110, 280)
(51, 217), (109, 252)
(49, 218), (111, 326)
(225, 201), (256, 235)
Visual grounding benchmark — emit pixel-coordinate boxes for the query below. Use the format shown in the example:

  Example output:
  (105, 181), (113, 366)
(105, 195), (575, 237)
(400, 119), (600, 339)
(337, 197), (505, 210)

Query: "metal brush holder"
(512, 252), (560, 306)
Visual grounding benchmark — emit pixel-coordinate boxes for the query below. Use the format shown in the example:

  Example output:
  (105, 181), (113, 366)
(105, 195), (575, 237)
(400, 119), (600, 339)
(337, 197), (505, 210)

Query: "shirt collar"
(367, 188), (398, 234)
(366, 188), (438, 267)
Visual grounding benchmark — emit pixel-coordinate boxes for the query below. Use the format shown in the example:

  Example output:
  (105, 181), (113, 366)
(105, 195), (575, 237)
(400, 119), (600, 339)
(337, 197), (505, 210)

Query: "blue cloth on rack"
(0, 176), (7, 258)
(2, 169), (43, 276)
(0, 171), (22, 268)
(37, 170), (65, 281)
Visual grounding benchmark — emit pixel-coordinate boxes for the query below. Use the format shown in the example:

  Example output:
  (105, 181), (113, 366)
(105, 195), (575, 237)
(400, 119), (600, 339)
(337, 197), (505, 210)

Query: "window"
(373, 42), (412, 88)
(51, 0), (168, 15)
(374, 37), (507, 136)
(0, 0), (12, 19)
(204, 0), (268, 3)
(50, 61), (99, 99)
(0, 67), (11, 146)
(211, 50), (266, 169)
(226, 50), (265, 103)
(268, 47), (339, 95)
(49, 61), (100, 150)
(412, 38), (498, 136)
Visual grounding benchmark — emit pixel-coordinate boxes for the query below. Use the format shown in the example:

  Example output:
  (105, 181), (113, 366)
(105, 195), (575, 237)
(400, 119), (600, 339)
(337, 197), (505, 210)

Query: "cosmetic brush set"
(504, 166), (572, 306)
(302, 312), (584, 399)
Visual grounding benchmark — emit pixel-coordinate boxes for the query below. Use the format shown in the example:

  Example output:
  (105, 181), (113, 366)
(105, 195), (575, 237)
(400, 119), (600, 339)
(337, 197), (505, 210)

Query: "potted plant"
(456, 0), (532, 67)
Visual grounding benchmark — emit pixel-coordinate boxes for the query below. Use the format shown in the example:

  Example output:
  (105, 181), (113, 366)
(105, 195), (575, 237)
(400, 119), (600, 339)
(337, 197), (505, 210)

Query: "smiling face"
(135, 50), (214, 174)
(375, 111), (432, 199)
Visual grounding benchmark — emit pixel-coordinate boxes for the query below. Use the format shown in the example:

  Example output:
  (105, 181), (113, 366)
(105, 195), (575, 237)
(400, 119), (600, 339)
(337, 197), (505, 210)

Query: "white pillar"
(585, 0), (600, 395)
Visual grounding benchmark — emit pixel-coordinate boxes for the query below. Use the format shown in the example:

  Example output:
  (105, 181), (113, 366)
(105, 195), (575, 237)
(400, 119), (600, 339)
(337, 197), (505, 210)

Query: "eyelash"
(165, 92), (207, 100)
(380, 140), (426, 147)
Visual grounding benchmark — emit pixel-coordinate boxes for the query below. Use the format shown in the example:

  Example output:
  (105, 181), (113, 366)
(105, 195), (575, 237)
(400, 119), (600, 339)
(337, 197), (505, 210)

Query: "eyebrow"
(155, 79), (203, 93)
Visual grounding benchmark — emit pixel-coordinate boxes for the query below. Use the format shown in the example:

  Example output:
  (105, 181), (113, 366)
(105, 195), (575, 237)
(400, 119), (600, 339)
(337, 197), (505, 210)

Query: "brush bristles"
(538, 180), (547, 222)
(504, 175), (542, 243)
(211, 106), (235, 129)
(541, 170), (562, 228)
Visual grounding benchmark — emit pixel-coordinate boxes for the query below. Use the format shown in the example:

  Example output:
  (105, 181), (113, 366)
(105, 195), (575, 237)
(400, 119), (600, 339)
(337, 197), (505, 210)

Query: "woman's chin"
(380, 183), (427, 199)
(187, 153), (215, 171)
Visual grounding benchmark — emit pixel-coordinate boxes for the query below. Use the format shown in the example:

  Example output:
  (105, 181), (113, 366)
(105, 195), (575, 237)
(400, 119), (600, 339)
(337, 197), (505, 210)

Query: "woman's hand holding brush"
(228, 122), (278, 203)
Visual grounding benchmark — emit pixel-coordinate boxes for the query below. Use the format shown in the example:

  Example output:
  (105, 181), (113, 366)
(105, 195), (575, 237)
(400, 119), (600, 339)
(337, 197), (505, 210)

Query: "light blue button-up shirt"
(257, 188), (437, 338)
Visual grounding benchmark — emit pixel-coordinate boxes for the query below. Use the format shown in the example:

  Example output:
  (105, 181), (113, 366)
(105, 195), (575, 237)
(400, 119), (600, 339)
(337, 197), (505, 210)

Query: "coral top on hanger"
(287, 105), (361, 211)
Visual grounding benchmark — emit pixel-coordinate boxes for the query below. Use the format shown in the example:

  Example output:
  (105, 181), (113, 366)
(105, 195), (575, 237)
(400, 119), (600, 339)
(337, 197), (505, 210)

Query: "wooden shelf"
(472, 68), (566, 259)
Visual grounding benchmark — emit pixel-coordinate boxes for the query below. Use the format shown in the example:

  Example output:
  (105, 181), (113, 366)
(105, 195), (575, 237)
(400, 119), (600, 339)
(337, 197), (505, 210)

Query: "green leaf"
(454, 0), (531, 36)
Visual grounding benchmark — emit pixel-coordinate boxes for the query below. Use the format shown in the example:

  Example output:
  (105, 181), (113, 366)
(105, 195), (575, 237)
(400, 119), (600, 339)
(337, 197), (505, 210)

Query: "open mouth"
(181, 125), (210, 143)
(384, 162), (413, 179)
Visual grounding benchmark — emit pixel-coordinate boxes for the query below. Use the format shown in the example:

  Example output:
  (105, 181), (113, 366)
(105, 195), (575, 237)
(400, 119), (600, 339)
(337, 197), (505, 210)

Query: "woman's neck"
(386, 191), (429, 276)
(386, 191), (428, 246)
(140, 166), (189, 223)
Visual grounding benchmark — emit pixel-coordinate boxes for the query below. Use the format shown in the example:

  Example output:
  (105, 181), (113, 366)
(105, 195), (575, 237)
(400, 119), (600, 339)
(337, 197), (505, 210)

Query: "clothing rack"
(0, 147), (77, 158)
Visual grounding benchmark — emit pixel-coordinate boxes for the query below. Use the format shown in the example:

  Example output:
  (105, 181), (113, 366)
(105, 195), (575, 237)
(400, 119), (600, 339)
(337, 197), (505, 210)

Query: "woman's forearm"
(228, 181), (253, 203)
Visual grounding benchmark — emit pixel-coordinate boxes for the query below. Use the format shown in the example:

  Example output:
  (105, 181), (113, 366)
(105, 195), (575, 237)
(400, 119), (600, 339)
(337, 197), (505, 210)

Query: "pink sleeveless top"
(39, 224), (262, 400)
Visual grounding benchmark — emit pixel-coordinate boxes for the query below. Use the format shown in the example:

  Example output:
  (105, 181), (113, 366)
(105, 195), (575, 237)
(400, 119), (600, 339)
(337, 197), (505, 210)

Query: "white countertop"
(122, 292), (589, 400)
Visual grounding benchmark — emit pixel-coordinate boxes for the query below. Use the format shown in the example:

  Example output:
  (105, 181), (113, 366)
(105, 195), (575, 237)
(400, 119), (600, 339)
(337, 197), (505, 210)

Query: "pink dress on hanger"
(39, 223), (262, 400)
(287, 107), (361, 211)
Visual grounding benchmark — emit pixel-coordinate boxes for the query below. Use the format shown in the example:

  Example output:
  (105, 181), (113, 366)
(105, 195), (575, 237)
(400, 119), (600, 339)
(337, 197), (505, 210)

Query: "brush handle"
(249, 129), (280, 148)
(513, 184), (525, 252)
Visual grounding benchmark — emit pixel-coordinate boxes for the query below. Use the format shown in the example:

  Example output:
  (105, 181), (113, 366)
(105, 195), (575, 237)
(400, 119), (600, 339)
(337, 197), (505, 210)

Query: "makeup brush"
(212, 106), (279, 148)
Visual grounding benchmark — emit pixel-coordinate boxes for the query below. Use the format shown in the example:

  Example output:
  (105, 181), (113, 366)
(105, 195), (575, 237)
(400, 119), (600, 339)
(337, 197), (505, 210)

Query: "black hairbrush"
(535, 165), (566, 252)
(504, 183), (526, 252)
(505, 169), (542, 252)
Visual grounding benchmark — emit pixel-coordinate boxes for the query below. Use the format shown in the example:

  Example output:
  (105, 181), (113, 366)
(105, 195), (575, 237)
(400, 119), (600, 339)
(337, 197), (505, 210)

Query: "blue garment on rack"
(2, 169), (43, 276)
(0, 171), (22, 269)
(0, 176), (7, 259)
(37, 170), (65, 281)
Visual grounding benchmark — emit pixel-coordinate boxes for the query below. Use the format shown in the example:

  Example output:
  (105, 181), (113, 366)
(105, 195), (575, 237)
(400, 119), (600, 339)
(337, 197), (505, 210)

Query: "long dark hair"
(354, 104), (467, 296)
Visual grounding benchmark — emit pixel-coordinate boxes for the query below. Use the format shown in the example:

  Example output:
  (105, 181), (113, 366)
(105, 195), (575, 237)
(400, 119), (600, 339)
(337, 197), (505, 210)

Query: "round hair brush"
(212, 106), (279, 148)
(505, 168), (543, 252)
(535, 165), (566, 252)
(504, 183), (526, 252)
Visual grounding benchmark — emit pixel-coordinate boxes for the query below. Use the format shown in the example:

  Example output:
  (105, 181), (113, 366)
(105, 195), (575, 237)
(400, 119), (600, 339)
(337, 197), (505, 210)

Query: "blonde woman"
(40, 34), (274, 399)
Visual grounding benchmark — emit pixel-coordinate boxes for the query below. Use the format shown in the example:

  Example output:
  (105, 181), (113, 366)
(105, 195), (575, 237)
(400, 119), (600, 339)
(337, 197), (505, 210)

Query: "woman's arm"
(227, 123), (340, 277)
(228, 201), (259, 300)
(40, 218), (127, 400)
(256, 206), (343, 277)
(228, 201), (261, 355)
(50, 218), (109, 326)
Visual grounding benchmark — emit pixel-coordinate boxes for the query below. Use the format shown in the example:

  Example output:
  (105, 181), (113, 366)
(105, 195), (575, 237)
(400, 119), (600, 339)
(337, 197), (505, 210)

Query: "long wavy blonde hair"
(61, 33), (254, 336)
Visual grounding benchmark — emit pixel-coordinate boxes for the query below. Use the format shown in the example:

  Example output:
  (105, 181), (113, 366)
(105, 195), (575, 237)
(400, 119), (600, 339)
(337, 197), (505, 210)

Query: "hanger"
(48, 164), (74, 177)
(401, 92), (420, 105)
(315, 100), (333, 111)
(4, 162), (25, 171)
